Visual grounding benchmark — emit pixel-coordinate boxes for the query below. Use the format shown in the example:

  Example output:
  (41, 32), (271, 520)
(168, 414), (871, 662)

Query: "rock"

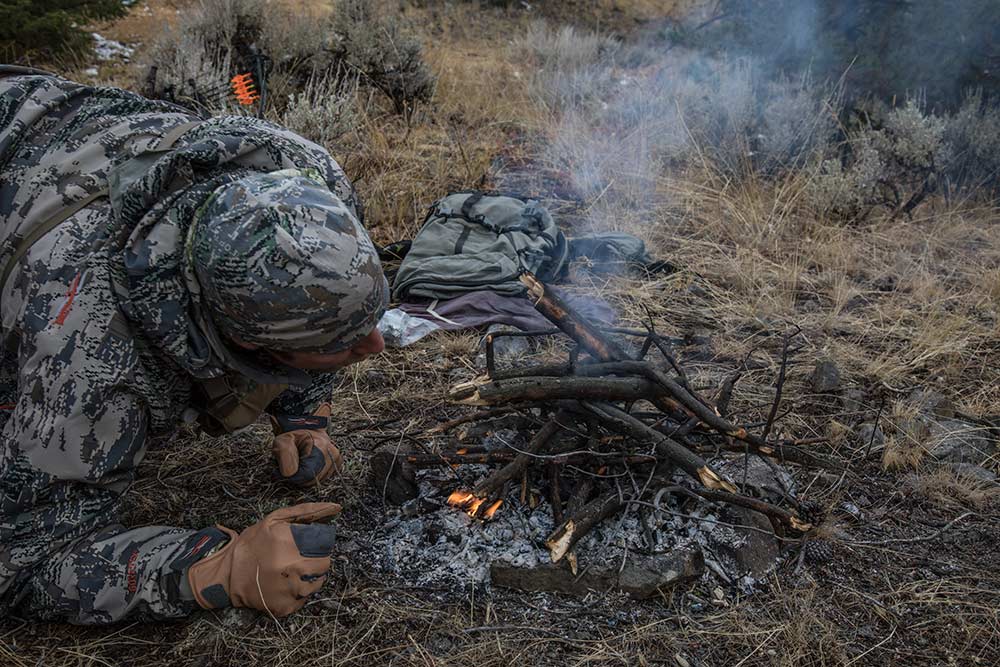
(905, 389), (955, 419)
(826, 420), (851, 446)
(947, 462), (999, 484)
(712, 507), (780, 577)
(837, 501), (864, 523)
(401, 497), (440, 518)
(490, 547), (704, 599)
(368, 445), (419, 505)
(926, 419), (997, 464)
(855, 422), (885, 450)
(476, 324), (533, 369)
(810, 359), (841, 394)
(839, 387), (868, 422)
(715, 457), (795, 503)
(872, 275), (897, 292)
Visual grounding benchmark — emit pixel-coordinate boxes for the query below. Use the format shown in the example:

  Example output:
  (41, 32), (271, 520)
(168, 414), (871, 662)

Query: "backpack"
(391, 191), (568, 300)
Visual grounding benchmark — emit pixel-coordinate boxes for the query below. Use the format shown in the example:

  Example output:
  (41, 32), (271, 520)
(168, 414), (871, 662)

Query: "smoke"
(500, 3), (1000, 233)
(504, 19), (838, 235)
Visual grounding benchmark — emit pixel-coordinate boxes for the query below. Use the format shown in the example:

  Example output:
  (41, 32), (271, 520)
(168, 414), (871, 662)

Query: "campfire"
(370, 271), (828, 589)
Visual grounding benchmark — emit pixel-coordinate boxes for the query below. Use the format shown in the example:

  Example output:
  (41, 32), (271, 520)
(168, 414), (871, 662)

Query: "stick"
(848, 512), (974, 546)
(578, 360), (773, 451)
(762, 328), (798, 443)
(578, 401), (736, 492)
(545, 491), (624, 562)
(656, 485), (811, 532)
(520, 273), (630, 362)
(402, 450), (658, 468)
(475, 411), (572, 497)
(448, 375), (674, 406)
(428, 406), (523, 434)
(549, 462), (564, 524)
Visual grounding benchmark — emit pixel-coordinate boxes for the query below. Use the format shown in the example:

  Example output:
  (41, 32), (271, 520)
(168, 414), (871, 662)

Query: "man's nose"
(353, 327), (385, 356)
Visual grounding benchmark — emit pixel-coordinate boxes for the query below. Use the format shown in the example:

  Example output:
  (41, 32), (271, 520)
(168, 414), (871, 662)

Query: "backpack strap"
(0, 120), (202, 299)
(459, 191), (485, 220)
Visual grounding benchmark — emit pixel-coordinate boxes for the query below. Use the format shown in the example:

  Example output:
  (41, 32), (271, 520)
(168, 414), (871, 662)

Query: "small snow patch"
(91, 33), (135, 62)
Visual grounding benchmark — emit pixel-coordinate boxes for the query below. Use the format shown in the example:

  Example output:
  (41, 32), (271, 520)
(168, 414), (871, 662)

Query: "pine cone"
(804, 538), (834, 564)
(797, 498), (826, 526)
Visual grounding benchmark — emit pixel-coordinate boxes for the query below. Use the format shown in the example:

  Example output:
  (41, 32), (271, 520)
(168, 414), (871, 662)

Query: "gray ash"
(345, 454), (789, 594)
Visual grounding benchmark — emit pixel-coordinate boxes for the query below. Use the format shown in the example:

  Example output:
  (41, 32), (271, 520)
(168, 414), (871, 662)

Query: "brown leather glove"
(271, 403), (343, 487)
(188, 502), (342, 617)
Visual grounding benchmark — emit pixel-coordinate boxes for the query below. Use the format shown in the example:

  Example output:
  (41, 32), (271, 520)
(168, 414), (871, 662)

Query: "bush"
(511, 21), (619, 113)
(329, 0), (436, 117)
(0, 0), (126, 63)
(614, 55), (837, 179)
(147, 0), (329, 114)
(808, 99), (951, 220)
(943, 91), (1000, 194)
(808, 133), (886, 220)
(684, 0), (1000, 110)
(280, 72), (358, 147)
(147, 0), (435, 119)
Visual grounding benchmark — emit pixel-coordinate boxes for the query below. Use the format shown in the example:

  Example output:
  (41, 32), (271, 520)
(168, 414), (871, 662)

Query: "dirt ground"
(3, 1), (1000, 665)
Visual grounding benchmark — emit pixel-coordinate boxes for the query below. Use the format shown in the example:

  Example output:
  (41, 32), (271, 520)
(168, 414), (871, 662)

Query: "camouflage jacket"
(0, 69), (365, 435)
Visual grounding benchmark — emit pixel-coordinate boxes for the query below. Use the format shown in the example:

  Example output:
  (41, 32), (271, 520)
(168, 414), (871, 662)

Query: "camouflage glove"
(271, 403), (343, 486)
(188, 503), (342, 616)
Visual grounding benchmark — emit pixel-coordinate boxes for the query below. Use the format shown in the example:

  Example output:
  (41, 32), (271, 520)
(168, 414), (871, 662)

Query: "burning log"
(448, 490), (503, 520)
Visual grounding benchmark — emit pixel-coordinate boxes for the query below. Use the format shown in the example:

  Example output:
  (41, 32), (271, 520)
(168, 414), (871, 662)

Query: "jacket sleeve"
(266, 369), (339, 417)
(0, 208), (216, 623)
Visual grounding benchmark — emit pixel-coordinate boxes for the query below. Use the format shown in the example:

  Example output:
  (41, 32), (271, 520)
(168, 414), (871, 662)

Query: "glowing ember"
(484, 499), (503, 519)
(447, 489), (503, 520)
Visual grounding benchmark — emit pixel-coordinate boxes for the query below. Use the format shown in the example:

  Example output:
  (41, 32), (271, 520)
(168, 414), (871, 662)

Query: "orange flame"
(447, 490), (502, 520)
(484, 499), (503, 519)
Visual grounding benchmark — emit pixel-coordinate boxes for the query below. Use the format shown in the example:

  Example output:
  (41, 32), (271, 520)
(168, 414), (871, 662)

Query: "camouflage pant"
(0, 345), (227, 624)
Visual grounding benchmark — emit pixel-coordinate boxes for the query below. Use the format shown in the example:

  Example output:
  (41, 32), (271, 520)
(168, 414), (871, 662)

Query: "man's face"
(231, 327), (385, 372)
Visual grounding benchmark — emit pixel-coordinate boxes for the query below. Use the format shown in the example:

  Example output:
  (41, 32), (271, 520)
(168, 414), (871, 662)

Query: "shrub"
(686, 0), (1000, 110)
(943, 91), (1000, 194)
(0, 0), (126, 64)
(280, 72), (358, 147)
(808, 133), (885, 220)
(329, 0), (436, 117)
(148, 0), (435, 118)
(511, 21), (619, 113)
(808, 99), (951, 220)
(147, 0), (329, 114)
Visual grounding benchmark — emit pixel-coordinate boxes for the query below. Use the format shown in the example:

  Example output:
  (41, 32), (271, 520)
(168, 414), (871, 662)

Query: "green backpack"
(391, 191), (568, 300)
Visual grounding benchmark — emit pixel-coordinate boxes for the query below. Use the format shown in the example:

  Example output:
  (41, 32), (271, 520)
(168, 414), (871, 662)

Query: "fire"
(484, 499), (503, 519)
(447, 490), (503, 520)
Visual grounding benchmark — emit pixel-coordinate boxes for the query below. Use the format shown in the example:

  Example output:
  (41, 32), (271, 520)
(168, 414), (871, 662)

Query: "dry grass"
(906, 468), (1000, 511)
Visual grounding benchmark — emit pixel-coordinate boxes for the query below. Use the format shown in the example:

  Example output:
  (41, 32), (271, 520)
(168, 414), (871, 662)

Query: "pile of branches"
(374, 272), (830, 564)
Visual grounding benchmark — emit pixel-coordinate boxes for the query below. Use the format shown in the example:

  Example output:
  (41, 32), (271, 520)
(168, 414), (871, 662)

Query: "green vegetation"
(0, 0), (127, 63)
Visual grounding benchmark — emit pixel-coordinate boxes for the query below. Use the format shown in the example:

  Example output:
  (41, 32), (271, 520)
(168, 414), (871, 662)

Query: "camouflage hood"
(190, 169), (388, 354)
(107, 114), (386, 382)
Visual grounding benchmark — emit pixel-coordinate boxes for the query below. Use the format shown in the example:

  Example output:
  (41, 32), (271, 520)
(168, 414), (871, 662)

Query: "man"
(0, 66), (388, 623)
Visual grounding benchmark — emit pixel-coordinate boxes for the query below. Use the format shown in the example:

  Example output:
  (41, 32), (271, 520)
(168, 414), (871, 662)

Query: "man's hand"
(188, 502), (343, 616)
(271, 404), (343, 486)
